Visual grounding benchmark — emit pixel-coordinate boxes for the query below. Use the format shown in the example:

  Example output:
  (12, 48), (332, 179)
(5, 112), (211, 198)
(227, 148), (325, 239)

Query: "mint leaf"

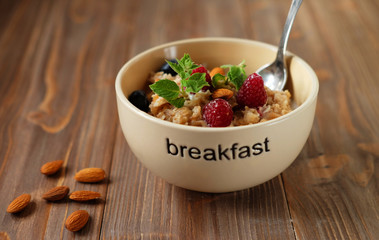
(221, 60), (246, 73)
(150, 79), (185, 108)
(150, 54), (205, 109)
(167, 98), (185, 108)
(220, 64), (233, 69)
(227, 66), (245, 90)
(179, 71), (191, 81)
(166, 54), (198, 79)
(211, 73), (227, 88)
(169, 54), (199, 80)
(167, 60), (183, 74)
(179, 54), (199, 70)
(182, 73), (209, 93)
(149, 79), (181, 100)
(221, 60), (247, 90)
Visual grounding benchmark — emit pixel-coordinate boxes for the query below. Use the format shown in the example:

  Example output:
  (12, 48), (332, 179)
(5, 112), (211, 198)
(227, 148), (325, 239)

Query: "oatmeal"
(129, 54), (292, 127)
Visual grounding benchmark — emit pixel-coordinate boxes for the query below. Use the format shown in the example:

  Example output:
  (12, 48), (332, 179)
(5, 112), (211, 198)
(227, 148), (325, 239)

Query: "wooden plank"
(0, 0), (129, 239)
(276, 0), (379, 239)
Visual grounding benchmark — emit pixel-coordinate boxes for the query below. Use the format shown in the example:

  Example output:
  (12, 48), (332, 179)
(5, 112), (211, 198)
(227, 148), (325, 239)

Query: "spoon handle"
(276, 0), (303, 63)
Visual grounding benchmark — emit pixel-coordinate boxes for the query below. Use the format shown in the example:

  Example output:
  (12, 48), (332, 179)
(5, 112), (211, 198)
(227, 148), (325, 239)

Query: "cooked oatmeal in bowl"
(130, 53), (293, 127)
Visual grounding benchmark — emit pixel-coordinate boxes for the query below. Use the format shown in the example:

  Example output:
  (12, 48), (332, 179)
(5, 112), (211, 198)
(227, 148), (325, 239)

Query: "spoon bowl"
(257, 0), (302, 90)
(257, 61), (287, 90)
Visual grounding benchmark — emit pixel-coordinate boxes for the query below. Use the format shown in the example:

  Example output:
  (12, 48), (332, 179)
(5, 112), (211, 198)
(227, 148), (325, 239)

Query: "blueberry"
(128, 90), (150, 112)
(159, 59), (178, 76)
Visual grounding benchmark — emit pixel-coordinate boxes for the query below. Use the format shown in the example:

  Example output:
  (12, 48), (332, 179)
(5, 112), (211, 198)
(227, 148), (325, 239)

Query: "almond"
(209, 67), (225, 78)
(65, 210), (89, 232)
(212, 88), (234, 100)
(69, 191), (101, 202)
(7, 194), (31, 213)
(42, 186), (70, 201)
(40, 160), (64, 175)
(74, 168), (106, 183)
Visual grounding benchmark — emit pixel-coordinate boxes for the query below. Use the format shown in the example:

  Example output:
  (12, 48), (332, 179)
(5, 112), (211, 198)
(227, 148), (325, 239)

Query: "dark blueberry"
(128, 90), (150, 112)
(159, 59), (178, 76)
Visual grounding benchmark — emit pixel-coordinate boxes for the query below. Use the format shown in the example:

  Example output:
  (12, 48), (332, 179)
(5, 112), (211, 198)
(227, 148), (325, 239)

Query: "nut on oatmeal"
(212, 88), (234, 100)
(209, 67), (225, 78)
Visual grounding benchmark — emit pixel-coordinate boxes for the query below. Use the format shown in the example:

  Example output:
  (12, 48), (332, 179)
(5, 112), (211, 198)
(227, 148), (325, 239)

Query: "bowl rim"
(115, 37), (319, 132)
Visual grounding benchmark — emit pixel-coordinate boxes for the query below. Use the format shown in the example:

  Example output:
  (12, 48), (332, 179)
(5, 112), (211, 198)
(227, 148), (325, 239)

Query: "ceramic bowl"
(115, 37), (318, 193)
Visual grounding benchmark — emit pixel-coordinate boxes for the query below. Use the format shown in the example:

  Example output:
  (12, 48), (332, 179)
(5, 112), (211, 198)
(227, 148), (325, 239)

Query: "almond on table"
(74, 168), (106, 183)
(6, 193), (31, 213)
(42, 186), (70, 201)
(40, 160), (64, 175)
(69, 191), (101, 202)
(65, 210), (90, 232)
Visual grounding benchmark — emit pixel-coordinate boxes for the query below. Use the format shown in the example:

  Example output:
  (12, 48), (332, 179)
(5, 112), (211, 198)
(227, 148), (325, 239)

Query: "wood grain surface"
(0, 0), (378, 239)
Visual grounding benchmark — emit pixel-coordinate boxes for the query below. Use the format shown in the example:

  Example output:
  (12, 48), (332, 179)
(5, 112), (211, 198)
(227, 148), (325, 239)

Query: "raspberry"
(191, 66), (212, 91)
(203, 99), (233, 127)
(237, 73), (267, 108)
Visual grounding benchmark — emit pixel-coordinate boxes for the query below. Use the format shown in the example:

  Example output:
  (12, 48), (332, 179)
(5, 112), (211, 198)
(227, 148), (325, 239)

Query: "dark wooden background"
(0, 0), (378, 239)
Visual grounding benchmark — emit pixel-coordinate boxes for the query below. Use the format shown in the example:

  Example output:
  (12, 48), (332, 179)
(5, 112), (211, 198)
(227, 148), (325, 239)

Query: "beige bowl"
(115, 37), (318, 193)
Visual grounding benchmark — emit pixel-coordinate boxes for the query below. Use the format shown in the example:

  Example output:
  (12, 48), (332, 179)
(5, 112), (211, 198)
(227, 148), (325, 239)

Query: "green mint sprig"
(220, 60), (247, 90)
(167, 54), (199, 80)
(182, 73), (208, 93)
(211, 73), (227, 89)
(149, 54), (209, 108)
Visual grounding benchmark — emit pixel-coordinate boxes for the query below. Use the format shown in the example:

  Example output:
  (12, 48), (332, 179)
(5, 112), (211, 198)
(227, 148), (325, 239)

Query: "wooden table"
(1, 0), (378, 239)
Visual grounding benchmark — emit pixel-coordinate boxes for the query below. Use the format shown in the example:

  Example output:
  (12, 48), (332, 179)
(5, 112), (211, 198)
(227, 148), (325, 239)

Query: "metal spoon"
(256, 0), (303, 90)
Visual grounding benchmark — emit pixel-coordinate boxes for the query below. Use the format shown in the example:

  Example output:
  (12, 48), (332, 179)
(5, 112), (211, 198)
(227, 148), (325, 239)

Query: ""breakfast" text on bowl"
(166, 137), (270, 161)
